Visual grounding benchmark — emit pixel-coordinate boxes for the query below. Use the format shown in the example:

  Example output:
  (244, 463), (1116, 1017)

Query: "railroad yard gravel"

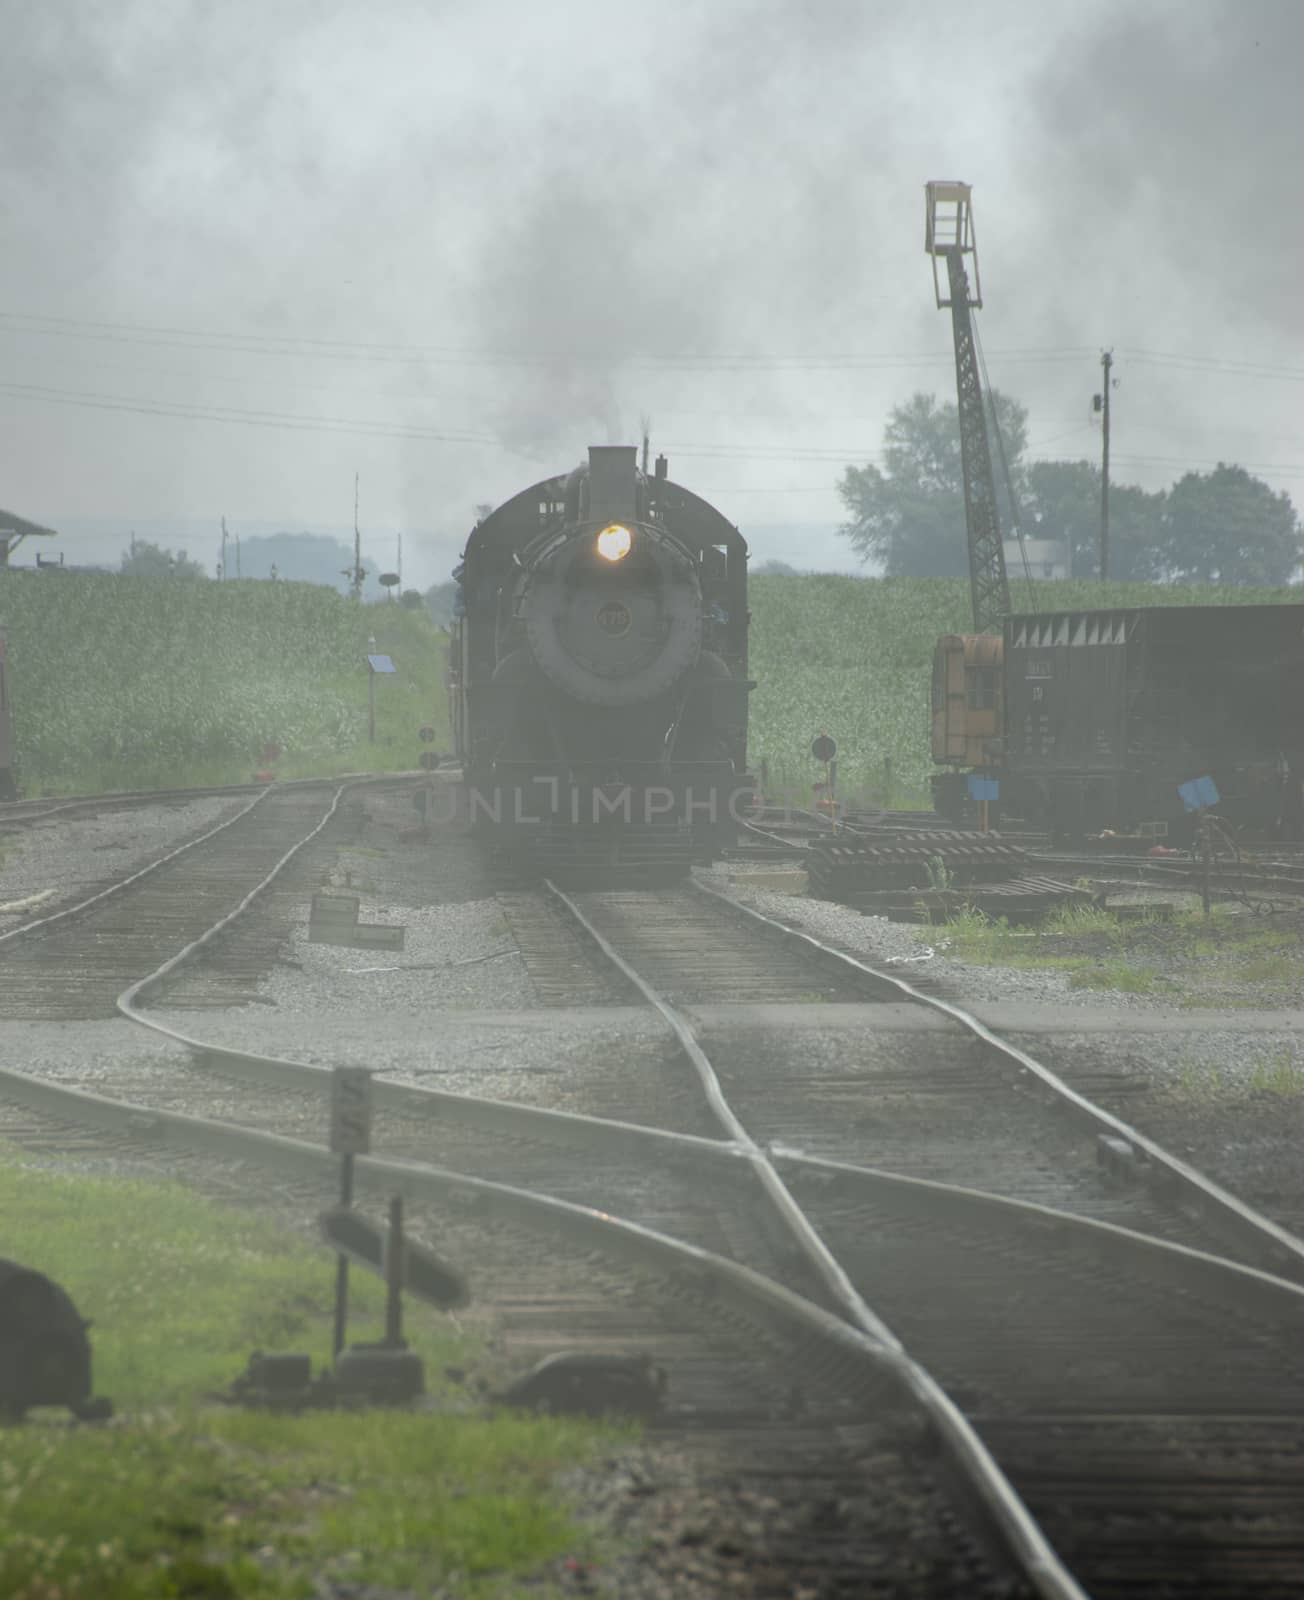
(0, 795), (245, 917)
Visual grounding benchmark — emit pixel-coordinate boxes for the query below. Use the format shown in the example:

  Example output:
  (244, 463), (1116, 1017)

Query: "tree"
(423, 579), (458, 627)
(1023, 460), (1167, 580)
(838, 391), (1028, 576)
(753, 559), (799, 576)
(1158, 464), (1301, 585)
(118, 539), (205, 578)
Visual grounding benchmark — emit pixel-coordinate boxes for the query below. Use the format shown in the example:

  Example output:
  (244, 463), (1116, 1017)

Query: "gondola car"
(450, 446), (753, 875)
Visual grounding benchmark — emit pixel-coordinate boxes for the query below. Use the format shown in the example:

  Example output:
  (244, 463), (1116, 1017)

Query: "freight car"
(450, 446), (753, 874)
(932, 604), (1304, 840)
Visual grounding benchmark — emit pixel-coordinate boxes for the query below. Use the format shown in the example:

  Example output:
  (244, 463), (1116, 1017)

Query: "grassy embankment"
(0, 572), (451, 795)
(0, 1148), (623, 1598)
(747, 574), (1304, 807)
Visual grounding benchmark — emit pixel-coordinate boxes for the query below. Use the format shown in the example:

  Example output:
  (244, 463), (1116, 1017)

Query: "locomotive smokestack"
(587, 445), (638, 524)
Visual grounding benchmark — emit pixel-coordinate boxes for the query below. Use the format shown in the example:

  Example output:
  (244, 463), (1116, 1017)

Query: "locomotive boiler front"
(518, 518), (703, 708)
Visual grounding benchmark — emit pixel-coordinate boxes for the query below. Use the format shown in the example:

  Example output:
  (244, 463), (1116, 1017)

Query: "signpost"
(330, 1068), (373, 1357)
(365, 652), (396, 744)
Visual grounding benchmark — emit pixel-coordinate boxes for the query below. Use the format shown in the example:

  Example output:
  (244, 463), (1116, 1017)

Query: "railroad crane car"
(450, 446), (753, 875)
(932, 604), (1304, 840)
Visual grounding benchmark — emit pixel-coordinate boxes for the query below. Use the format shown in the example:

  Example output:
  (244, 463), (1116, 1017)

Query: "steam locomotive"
(450, 446), (753, 874)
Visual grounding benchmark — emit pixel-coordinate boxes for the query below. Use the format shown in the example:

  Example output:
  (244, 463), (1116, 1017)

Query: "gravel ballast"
(0, 796), (248, 918)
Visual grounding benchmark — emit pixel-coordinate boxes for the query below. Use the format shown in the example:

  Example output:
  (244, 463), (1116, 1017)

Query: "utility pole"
(235, 535), (241, 578)
(1096, 350), (1113, 580)
(343, 472), (365, 599)
(396, 531), (402, 591)
(220, 516), (229, 581)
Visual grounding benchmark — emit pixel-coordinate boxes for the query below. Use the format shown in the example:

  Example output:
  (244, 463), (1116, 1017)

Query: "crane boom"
(925, 182), (1009, 635)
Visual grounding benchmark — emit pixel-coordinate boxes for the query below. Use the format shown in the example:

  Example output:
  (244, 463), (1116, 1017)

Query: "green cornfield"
(0, 572), (450, 794)
(748, 574), (1304, 807)
(5, 567), (1299, 803)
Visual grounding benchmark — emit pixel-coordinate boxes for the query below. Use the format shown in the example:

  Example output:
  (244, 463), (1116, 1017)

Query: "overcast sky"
(2, 0), (1301, 586)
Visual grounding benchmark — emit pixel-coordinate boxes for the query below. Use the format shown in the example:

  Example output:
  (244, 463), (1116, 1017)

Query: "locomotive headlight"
(596, 524), (633, 562)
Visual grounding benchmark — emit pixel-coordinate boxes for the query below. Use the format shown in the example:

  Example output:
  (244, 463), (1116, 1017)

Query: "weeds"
(1174, 1050), (1304, 1103)
(1068, 961), (1162, 994)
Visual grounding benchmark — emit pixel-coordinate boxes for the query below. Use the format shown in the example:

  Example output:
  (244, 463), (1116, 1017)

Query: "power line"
(0, 309), (1096, 371)
(0, 379), (506, 446)
(1122, 348), (1304, 383)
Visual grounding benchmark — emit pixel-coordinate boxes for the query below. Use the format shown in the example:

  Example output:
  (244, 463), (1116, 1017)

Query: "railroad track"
(8, 794), (1304, 1594)
(1033, 849), (1304, 901)
(0, 788), (1034, 1597)
(0, 786), (352, 1018)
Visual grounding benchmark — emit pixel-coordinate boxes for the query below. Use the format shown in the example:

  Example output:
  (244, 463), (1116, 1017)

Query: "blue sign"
(1178, 775), (1219, 813)
(366, 654), (397, 674)
(966, 775), (1000, 802)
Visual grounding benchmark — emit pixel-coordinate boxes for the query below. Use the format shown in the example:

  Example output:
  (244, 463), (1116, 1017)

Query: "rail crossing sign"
(330, 1068), (373, 1155)
(318, 1208), (469, 1308)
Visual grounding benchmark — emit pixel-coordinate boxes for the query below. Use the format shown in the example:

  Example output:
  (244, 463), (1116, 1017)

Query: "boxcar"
(934, 605), (1304, 839)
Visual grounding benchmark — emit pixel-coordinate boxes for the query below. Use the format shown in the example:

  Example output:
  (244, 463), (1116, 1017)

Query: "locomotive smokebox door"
(0, 1258), (111, 1421)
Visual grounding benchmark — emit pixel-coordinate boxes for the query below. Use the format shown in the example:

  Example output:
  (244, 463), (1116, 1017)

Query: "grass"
(0, 1149), (625, 1599)
(1175, 1050), (1304, 1104)
(940, 898), (1303, 1001)
(746, 574), (1304, 806)
(0, 572), (451, 795)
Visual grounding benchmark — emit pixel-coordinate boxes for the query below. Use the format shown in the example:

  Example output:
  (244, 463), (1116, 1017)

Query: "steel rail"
(58, 791), (1297, 1598)
(114, 1000), (1304, 1340)
(529, 878), (1101, 1600)
(0, 770), (430, 828)
(0, 788), (271, 947)
(542, 878), (901, 1348)
(117, 785), (350, 1014)
(0, 1051), (1083, 1600)
(88, 802), (1082, 1598)
(692, 874), (1304, 1283)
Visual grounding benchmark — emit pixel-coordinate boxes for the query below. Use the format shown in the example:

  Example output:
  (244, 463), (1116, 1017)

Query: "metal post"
(1200, 812), (1212, 918)
(385, 1195), (404, 1348)
(368, 667), (376, 744)
(332, 1152), (354, 1358)
(1100, 350), (1113, 580)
